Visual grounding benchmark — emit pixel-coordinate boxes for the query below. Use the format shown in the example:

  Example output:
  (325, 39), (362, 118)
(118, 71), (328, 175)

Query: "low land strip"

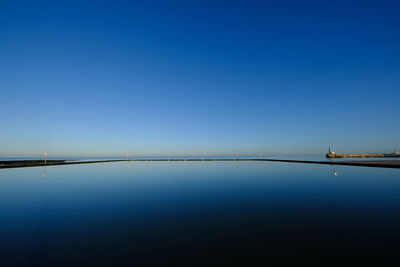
(1, 158), (400, 169)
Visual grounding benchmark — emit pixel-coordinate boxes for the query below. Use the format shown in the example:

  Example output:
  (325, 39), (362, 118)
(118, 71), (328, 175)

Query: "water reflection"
(333, 165), (338, 176)
(329, 158), (338, 176)
(126, 160), (133, 172)
(1, 161), (400, 265)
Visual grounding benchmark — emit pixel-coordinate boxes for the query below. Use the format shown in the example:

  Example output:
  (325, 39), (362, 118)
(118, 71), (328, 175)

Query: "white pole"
(44, 152), (47, 164)
(126, 150), (132, 161)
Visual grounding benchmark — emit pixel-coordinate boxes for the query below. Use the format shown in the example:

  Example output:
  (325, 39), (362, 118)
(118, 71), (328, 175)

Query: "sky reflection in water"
(1, 161), (400, 265)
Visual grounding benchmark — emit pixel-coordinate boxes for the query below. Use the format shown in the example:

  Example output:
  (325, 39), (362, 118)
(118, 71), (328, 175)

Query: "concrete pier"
(326, 149), (400, 159)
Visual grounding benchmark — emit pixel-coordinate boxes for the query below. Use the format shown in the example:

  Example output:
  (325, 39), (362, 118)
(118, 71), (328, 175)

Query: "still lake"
(1, 161), (400, 266)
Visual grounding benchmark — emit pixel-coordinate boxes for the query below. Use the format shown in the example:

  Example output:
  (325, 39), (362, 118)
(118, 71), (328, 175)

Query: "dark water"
(1, 161), (400, 266)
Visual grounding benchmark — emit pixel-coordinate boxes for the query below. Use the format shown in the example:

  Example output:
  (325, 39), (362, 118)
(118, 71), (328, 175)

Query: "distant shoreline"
(1, 158), (400, 169)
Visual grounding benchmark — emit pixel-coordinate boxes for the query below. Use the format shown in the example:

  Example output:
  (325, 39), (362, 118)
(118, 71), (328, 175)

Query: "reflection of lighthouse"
(328, 155), (338, 176)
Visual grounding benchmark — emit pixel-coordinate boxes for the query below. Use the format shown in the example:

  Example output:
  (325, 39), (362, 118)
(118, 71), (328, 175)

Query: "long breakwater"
(1, 158), (400, 169)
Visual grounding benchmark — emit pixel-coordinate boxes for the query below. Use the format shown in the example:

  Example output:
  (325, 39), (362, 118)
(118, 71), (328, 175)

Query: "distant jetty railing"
(326, 148), (400, 159)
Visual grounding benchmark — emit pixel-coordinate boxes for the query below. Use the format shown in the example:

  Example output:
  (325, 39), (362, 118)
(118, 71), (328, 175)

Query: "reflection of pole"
(126, 149), (133, 171)
(44, 152), (47, 165)
(42, 166), (46, 178)
(329, 158), (338, 176)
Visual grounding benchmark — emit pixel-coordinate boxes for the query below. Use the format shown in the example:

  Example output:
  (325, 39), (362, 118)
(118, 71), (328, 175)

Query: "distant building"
(326, 147), (400, 158)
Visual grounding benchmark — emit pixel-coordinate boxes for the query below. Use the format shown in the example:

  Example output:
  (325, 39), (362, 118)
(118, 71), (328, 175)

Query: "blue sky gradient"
(1, 0), (399, 157)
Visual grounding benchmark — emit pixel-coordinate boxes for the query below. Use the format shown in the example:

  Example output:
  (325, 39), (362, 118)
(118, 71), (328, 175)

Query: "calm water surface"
(1, 161), (400, 266)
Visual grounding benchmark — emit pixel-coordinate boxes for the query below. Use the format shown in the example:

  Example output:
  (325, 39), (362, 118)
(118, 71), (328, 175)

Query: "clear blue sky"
(1, 0), (399, 157)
